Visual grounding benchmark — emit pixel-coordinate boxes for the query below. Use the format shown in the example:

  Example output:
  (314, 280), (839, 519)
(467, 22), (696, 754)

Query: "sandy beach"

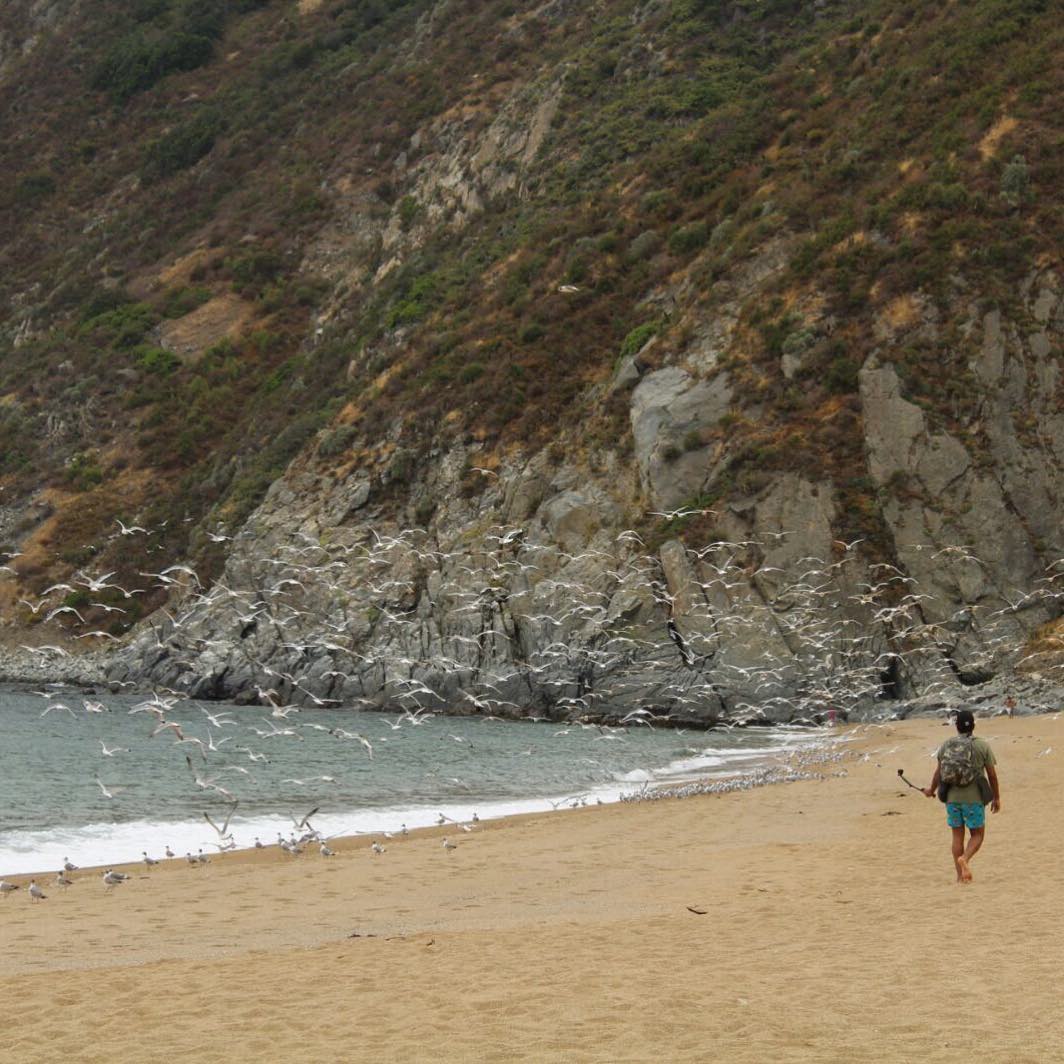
(2, 714), (1062, 1063)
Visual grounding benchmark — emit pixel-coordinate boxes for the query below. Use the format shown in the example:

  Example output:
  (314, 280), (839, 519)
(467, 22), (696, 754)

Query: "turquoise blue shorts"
(946, 802), (985, 830)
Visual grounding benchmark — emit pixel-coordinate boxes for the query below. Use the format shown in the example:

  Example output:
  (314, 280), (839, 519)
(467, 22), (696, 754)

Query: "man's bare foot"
(956, 856), (973, 883)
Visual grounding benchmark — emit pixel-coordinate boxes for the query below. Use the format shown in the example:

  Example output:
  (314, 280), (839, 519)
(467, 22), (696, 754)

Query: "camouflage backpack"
(939, 735), (978, 786)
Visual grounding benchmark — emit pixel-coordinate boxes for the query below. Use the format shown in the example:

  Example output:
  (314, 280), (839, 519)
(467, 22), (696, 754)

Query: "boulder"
(630, 367), (733, 508)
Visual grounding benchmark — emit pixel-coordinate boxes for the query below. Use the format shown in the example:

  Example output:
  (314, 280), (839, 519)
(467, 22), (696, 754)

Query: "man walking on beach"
(923, 710), (1000, 882)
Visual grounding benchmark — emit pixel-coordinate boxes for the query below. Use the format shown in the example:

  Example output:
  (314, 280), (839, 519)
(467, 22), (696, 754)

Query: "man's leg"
(951, 826), (967, 882)
(957, 807), (986, 882)
(963, 827), (985, 865)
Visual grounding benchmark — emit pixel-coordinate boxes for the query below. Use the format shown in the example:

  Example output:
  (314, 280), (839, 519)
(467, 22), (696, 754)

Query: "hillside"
(0, 0), (1061, 719)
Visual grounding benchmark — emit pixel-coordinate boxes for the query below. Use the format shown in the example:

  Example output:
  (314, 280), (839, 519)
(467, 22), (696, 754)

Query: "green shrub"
(260, 38), (322, 77)
(709, 218), (735, 249)
(1000, 154), (1030, 207)
(640, 189), (672, 217)
(134, 344), (181, 374)
(203, 337), (239, 362)
(668, 221), (710, 255)
(563, 254), (588, 284)
(318, 423), (358, 458)
(782, 329), (816, 358)
(262, 358), (298, 393)
(387, 273), (439, 328)
(414, 498), (436, 526)
(63, 452), (105, 491)
(619, 321), (658, 361)
(161, 285), (211, 318)
(920, 182), (969, 211)
(398, 195), (420, 228)
(518, 321), (545, 344)
(15, 173), (56, 205)
(81, 302), (158, 348)
(176, 0), (229, 40)
(459, 362), (486, 382)
(91, 32), (215, 102)
(131, 0), (170, 20)
(387, 448), (415, 482)
(142, 110), (225, 181)
(825, 354), (860, 394)
(78, 290), (132, 323)
(248, 330), (282, 354)
(626, 230), (663, 262)
(63, 589), (92, 609)
(227, 248), (285, 296)
(503, 253), (545, 305)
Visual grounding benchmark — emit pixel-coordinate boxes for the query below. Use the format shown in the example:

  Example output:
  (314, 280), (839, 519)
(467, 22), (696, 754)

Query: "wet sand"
(2, 715), (1060, 1063)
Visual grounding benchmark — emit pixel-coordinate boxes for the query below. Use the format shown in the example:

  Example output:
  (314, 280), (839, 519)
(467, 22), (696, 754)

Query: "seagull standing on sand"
(442, 837), (457, 851)
(0, 880), (19, 896)
(28, 879), (47, 901)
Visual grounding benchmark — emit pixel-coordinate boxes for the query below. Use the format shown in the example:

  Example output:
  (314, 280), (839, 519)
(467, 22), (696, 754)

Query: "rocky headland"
(0, 0), (1060, 723)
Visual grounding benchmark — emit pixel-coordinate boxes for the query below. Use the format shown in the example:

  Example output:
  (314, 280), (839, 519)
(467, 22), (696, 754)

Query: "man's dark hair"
(955, 709), (975, 735)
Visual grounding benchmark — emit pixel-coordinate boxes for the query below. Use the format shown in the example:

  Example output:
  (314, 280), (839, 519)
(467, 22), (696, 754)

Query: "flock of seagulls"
(7, 514), (1062, 734)
(0, 803), (484, 901)
(3, 508), (1061, 890)
(121, 523), (1063, 724)
(625, 744), (856, 803)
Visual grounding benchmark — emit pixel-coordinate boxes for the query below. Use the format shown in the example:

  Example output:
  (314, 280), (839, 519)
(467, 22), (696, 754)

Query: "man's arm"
(987, 764), (1001, 813)
(923, 764), (941, 798)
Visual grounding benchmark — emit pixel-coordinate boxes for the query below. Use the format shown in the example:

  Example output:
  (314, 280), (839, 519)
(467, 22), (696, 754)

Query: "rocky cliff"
(102, 265), (1064, 722)
(1, 0), (1062, 721)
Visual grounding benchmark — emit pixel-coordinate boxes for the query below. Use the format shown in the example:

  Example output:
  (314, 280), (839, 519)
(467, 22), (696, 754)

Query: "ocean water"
(0, 686), (827, 875)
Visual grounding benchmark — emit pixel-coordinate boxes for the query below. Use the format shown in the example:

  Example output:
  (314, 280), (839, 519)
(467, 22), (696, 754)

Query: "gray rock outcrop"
(98, 252), (1064, 726)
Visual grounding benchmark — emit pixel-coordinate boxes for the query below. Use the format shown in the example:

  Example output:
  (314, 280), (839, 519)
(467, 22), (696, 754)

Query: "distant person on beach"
(922, 710), (1000, 883)
(1004, 695), (1016, 717)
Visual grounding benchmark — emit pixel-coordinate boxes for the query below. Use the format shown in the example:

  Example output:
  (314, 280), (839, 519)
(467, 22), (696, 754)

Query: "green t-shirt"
(937, 735), (996, 804)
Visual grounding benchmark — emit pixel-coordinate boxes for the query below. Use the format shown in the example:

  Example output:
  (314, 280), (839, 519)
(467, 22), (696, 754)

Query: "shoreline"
(4, 714), (1064, 1062)
(0, 728), (845, 879)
